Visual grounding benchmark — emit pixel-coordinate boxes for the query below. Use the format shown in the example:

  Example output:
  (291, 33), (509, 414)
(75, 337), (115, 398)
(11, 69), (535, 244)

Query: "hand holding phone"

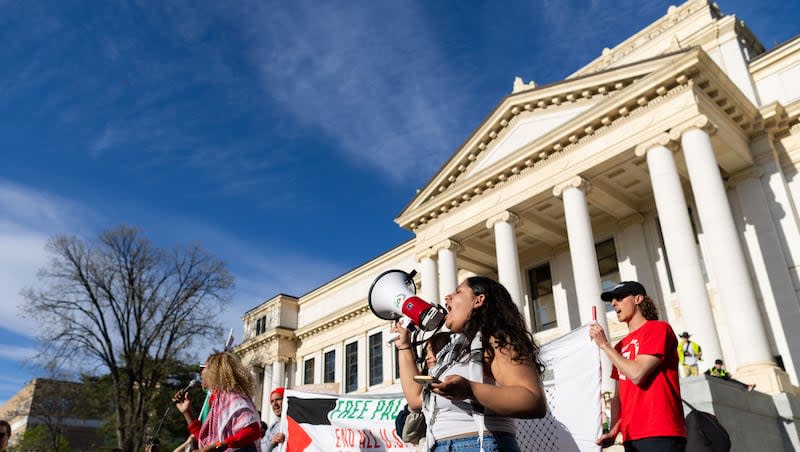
(413, 375), (440, 385)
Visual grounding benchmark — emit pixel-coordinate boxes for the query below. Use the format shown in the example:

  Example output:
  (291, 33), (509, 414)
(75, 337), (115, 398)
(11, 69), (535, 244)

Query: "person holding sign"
(589, 281), (686, 452)
(393, 276), (546, 452)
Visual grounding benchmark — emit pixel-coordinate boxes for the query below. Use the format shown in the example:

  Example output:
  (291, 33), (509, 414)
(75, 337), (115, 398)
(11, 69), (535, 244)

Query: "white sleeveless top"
(427, 354), (516, 441)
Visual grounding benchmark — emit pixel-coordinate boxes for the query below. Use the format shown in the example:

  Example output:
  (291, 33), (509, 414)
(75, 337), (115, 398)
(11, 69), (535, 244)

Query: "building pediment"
(397, 51), (691, 228)
(396, 47), (763, 233)
(463, 103), (596, 179)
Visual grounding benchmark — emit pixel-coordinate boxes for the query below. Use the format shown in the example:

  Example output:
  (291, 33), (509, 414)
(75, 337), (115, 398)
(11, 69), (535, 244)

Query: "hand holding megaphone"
(368, 269), (446, 344)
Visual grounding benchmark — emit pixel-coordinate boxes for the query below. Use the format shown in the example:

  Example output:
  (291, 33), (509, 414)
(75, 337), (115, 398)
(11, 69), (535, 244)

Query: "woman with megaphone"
(393, 276), (547, 452)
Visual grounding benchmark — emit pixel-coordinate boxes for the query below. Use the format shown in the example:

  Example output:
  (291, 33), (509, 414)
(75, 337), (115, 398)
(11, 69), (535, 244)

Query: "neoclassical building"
(236, 0), (800, 447)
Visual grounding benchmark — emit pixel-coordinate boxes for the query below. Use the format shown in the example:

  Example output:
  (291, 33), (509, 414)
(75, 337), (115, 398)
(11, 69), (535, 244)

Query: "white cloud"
(0, 344), (39, 362)
(239, 2), (465, 183)
(0, 181), (96, 338)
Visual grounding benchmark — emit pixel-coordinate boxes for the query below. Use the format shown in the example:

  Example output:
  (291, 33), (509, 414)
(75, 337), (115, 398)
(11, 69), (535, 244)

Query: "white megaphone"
(368, 269), (446, 344)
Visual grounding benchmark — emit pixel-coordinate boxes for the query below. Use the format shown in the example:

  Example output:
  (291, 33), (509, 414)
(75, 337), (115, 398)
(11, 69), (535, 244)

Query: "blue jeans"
(431, 432), (521, 452)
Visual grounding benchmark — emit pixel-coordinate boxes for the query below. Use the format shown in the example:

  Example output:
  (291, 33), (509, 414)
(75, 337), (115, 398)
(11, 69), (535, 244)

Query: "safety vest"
(677, 341), (701, 364)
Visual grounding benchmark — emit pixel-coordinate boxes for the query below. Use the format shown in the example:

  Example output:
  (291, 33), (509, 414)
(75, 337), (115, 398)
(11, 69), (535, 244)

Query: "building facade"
(236, 0), (800, 442)
(0, 378), (103, 451)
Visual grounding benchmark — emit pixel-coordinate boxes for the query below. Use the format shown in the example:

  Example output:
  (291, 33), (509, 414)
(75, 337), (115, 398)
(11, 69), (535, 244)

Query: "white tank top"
(428, 354), (516, 440)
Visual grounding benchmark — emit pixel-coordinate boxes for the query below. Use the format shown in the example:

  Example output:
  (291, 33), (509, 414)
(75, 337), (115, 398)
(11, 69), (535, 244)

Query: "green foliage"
(14, 424), (72, 452)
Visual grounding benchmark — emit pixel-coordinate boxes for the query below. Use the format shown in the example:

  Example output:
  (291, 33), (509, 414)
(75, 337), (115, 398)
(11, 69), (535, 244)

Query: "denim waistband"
(431, 431), (520, 452)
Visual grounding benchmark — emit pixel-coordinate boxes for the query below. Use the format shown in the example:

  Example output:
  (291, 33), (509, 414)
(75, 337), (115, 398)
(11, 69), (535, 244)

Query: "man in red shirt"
(589, 281), (686, 452)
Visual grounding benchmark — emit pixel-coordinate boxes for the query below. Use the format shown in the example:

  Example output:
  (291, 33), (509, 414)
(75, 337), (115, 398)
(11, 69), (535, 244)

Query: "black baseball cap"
(601, 281), (647, 302)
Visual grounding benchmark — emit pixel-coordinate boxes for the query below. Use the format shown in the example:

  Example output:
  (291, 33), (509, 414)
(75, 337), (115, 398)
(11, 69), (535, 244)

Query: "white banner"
(517, 324), (602, 451)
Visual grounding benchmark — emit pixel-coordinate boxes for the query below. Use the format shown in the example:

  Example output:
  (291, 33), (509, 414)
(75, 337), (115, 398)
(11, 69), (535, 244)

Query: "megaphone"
(368, 269), (446, 343)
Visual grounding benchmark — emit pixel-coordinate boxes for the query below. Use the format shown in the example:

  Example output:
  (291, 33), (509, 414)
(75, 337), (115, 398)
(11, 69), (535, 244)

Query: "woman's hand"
(431, 374), (474, 401)
(390, 321), (412, 350)
(172, 390), (192, 414)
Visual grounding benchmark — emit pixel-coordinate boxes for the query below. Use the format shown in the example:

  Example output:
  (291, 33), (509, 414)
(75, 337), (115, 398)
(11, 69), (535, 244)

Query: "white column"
(732, 168), (800, 385)
(553, 177), (607, 330)
(615, 214), (659, 301)
(436, 239), (461, 301)
(268, 360), (284, 423)
(636, 137), (723, 367)
(250, 365), (264, 414)
(554, 177), (611, 391)
(417, 250), (440, 304)
(680, 123), (786, 390)
(486, 211), (525, 313)
(551, 246), (580, 333)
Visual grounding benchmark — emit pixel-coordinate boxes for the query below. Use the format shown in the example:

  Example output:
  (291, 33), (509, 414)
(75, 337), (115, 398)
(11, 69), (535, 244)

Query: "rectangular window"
(596, 238), (621, 312)
(324, 350), (336, 383)
(345, 342), (358, 393)
(303, 358), (315, 385)
(368, 332), (383, 386)
(528, 263), (556, 331)
(255, 315), (267, 335)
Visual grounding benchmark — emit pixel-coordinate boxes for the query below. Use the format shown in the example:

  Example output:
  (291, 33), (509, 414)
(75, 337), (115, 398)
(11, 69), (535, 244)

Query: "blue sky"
(0, 0), (796, 404)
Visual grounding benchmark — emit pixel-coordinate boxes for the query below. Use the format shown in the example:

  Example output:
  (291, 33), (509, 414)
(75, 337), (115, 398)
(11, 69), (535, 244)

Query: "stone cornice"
(243, 294), (298, 319)
(553, 176), (591, 198)
(726, 166), (764, 188)
(750, 35), (800, 75)
(295, 304), (372, 341)
(396, 51), (702, 232)
(235, 327), (297, 355)
(669, 114), (718, 140)
(433, 239), (462, 254)
(415, 248), (437, 261)
(395, 52), (690, 230)
(634, 132), (676, 157)
(485, 211), (519, 230)
(571, 0), (714, 77)
(398, 48), (763, 233)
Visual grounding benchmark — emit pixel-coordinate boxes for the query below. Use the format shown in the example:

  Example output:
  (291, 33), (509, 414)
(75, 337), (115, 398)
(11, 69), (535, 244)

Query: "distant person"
(263, 387), (286, 452)
(677, 332), (702, 377)
(589, 281), (686, 451)
(173, 351), (261, 451)
(705, 359), (755, 391)
(0, 420), (10, 452)
(704, 359), (729, 379)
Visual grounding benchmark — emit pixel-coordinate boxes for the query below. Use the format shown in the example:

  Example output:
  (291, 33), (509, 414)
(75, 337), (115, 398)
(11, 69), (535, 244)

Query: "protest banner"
(277, 324), (601, 451)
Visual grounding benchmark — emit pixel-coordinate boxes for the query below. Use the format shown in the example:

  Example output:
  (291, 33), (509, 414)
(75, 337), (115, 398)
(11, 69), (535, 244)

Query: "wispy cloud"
(0, 344), (39, 362)
(238, 2), (466, 183)
(0, 181), (101, 338)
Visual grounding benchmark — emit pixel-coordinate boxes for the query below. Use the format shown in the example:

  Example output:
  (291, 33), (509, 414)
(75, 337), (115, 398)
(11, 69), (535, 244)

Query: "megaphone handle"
(386, 317), (412, 345)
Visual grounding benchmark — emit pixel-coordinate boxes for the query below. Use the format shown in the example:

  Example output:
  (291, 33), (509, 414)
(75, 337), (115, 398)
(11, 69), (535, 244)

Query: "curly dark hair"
(638, 295), (659, 321)
(462, 276), (544, 375)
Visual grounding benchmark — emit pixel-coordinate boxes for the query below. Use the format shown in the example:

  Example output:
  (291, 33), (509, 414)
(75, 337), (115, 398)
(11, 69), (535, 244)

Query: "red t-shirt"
(611, 320), (686, 441)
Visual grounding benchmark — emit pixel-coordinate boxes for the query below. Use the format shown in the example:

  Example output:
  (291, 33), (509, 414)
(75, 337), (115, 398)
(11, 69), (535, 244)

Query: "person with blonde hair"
(174, 352), (262, 452)
(589, 281), (686, 452)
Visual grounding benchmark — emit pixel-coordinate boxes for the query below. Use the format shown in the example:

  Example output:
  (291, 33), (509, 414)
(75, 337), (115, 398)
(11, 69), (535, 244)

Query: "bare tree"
(23, 225), (234, 452)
